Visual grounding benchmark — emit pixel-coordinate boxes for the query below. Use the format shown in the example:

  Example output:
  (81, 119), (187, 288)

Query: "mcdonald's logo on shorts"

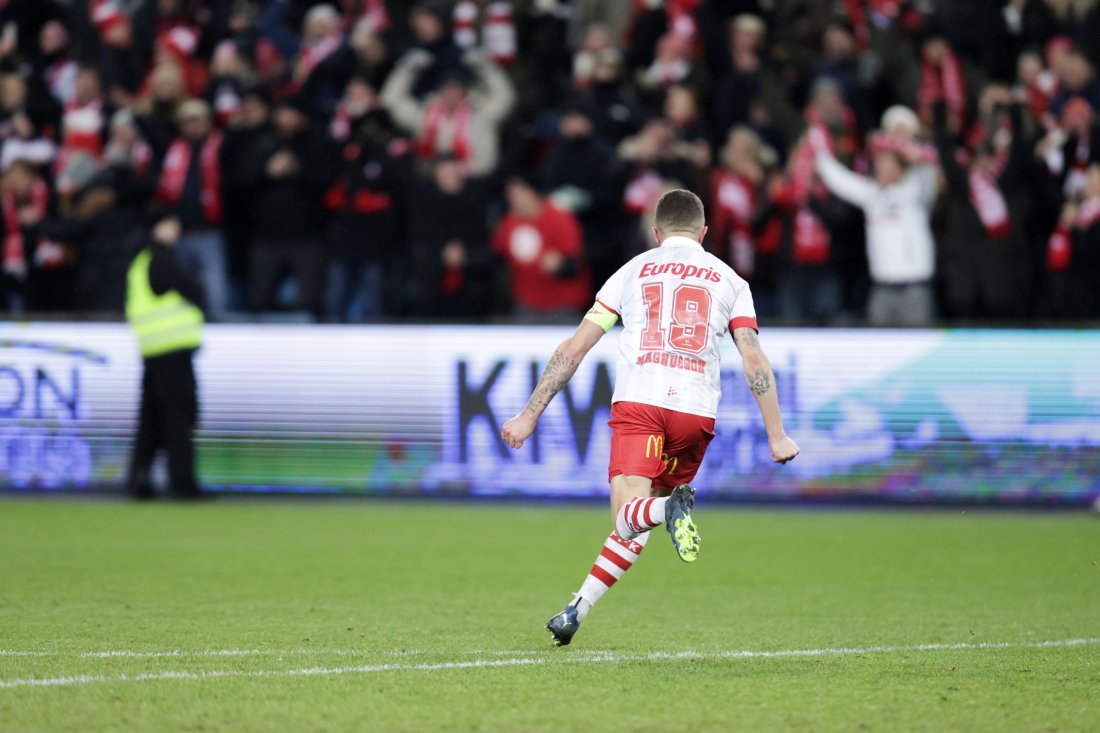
(645, 434), (664, 458)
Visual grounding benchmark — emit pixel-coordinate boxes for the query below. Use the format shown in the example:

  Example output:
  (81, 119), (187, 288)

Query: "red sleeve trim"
(729, 316), (759, 332)
(596, 299), (620, 316)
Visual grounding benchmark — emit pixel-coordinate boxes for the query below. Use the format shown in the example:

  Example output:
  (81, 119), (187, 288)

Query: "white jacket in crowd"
(813, 149), (938, 285)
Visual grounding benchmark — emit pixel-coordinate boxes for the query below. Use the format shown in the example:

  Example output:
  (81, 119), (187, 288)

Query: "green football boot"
(665, 483), (700, 562)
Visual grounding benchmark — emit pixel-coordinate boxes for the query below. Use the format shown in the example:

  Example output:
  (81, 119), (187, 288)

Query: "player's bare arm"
(502, 319), (605, 449)
(524, 350), (580, 417)
(733, 326), (800, 464)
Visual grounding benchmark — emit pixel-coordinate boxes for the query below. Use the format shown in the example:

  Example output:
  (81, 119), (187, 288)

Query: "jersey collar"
(661, 235), (704, 250)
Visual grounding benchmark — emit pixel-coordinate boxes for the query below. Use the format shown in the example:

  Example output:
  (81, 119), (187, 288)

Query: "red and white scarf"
(155, 132), (223, 225)
(417, 102), (471, 164)
(796, 105), (862, 263)
(1047, 224), (1072, 272)
(918, 49), (967, 132)
(630, 0), (700, 50)
(964, 114), (1013, 156)
(211, 81), (241, 126)
(483, 2), (516, 65)
(1065, 135), (1091, 198)
(453, 1), (478, 49)
(712, 169), (758, 274)
(785, 121), (833, 265)
(789, 120), (830, 203)
(1047, 196), (1100, 271)
(53, 100), (105, 190)
(3, 179), (58, 272)
(968, 169), (1011, 240)
(1026, 70), (1059, 122)
(294, 33), (343, 85)
(843, 0), (904, 51)
(65, 94), (103, 115)
(44, 56), (78, 106)
(455, 0), (521, 64)
(869, 131), (938, 165)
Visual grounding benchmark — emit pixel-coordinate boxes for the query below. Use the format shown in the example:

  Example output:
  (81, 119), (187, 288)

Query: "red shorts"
(607, 401), (716, 492)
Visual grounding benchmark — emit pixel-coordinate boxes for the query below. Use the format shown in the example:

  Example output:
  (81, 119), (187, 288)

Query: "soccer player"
(501, 189), (799, 646)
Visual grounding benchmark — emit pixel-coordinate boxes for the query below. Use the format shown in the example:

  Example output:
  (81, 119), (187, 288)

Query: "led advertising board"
(1, 324), (1097, 504)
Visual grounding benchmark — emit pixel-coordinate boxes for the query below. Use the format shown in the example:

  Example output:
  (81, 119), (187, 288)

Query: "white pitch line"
(567, 637), (1100, 662)
(0, 638), (1097, 690)
(0, 648), (535, 660)
(83, 649), (277, 659)
(0, 658), (544, 689)
(0, 649), (372, 659)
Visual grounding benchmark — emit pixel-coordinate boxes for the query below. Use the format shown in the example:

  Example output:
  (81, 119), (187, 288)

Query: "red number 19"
(639, 283), (711, 355)
(640, 283), (666, 350)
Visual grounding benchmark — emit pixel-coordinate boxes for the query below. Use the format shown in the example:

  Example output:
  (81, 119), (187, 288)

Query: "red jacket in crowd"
(492, 202), (591, 313)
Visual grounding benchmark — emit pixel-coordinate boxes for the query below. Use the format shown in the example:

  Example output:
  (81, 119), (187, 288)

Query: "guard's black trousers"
(127, 349), (200, 498)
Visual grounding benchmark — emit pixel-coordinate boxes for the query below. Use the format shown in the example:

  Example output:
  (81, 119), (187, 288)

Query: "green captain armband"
(584, 301), (619, 333)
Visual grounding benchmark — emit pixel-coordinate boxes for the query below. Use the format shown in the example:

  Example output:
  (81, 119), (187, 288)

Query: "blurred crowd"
(1, 0), (1099, 324)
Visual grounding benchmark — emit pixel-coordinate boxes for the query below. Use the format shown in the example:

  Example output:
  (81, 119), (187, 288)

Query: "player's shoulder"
(686, 248), (749, 293)
(614, 248), (664, 278)
(708, 253), (751, 291)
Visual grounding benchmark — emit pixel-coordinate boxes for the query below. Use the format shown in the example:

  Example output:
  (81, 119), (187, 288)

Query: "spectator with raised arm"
(322, 79), (405, 321)
(765, 78), (860, 324)
(381, 48), (515, 178)
(1046, 163), (1100, 319)
(933, 92), (1034, 319)
(809, 123), (939, 326)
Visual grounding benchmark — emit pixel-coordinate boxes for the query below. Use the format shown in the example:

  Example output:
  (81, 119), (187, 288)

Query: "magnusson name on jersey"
(635, 351), (706, 373)
(637, 262), (724, 282)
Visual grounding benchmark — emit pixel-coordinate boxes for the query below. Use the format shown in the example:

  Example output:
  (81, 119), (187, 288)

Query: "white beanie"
(881, 105), (920, 135)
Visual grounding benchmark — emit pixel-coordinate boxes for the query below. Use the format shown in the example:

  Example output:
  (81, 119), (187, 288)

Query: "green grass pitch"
(1, 499), (1098, 732)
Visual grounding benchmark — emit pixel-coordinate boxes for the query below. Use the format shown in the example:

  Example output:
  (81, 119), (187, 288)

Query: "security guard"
(125, 211), (206, 500)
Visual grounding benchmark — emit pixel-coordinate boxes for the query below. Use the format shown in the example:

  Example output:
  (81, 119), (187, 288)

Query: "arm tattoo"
(525, 349), (580, 415)
(734, 328), (759, 349)
(747, 367), (771, 396)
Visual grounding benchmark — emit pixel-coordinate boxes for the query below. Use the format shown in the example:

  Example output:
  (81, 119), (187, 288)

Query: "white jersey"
(594, 236), (757, 419)
(815, 152), (938, 284)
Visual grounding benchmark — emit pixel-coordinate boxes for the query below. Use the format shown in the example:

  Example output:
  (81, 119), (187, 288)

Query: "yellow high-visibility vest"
(125, 248), (203, 358)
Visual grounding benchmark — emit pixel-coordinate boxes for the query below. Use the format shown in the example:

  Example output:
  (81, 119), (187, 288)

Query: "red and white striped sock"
(574, 531), (649, 621)
(614, 496), (668, 541)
